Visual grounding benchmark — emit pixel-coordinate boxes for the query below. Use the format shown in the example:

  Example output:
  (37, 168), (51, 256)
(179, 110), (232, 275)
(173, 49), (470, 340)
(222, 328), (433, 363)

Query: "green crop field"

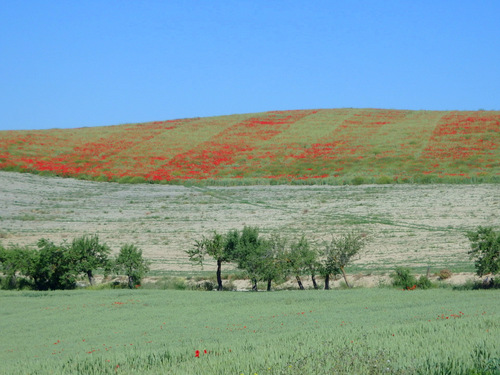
(1, 108), (499, 185)
(0, 288), (498, 374)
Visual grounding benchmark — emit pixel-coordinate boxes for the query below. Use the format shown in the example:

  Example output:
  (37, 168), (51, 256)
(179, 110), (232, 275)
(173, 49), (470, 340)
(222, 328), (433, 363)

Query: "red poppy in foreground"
(195, 350), (200, 358)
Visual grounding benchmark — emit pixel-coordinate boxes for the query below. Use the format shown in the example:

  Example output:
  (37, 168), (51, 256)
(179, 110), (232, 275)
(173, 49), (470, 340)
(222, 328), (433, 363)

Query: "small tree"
(27, 239), (77, 290)
(114, 244), (150, 288)
(391, 267), (417, 289)
(322, 232), (367, 289)
(233, 226), (265, 291)
(0, 244), (21, 289)
(467, 226), (500, 278)
(69, 234), (111, 285)
(287, 235), (316, 290)
(186, 231), (233, 291)
(258, 234), (288, 291)
(319, 243), (341, 290)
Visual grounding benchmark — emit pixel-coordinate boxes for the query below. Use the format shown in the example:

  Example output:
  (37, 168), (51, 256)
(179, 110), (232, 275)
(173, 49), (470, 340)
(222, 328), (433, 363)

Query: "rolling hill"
(0, 108), (499, 184)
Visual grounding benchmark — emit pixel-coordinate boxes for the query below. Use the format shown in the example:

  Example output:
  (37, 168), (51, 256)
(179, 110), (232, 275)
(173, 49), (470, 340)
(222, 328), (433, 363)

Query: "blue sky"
(1, 1), (499, 130)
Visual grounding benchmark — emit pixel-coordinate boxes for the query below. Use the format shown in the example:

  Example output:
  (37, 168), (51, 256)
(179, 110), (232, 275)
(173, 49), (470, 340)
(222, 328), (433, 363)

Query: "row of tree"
(187, 226), (368, 291)
(0, 235), (150, 290)
(1, 226), (497, 291)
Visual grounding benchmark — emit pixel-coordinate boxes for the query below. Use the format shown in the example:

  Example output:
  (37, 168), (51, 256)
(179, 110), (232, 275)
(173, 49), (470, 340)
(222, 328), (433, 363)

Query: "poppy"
(195, 350), (200, 358)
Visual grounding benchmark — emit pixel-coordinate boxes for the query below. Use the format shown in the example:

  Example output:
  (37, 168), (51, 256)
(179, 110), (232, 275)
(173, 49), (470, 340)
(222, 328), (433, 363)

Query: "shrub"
(416, 275), (433, 289)
(375, 175), (393, 184)
(155, 276), (187, 290)
(114, 243), (150, 288)
(437, 269), (452, 280)
(351, 176), (365, 185)
(391, 267), (417, 289)
(467, 226), (500, 277)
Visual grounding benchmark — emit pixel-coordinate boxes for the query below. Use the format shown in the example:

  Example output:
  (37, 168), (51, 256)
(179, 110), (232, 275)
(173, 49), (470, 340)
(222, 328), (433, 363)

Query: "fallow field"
(1, 171), (499, 279)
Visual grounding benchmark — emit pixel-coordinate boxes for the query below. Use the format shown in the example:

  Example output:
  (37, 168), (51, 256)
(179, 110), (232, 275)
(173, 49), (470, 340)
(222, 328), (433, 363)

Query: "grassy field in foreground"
(1, 289), (499, 374)
(0, 108), (499, 184)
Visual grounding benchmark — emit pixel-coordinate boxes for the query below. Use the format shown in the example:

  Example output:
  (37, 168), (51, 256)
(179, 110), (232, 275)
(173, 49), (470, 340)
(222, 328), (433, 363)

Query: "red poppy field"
(1, 108), (498, 184)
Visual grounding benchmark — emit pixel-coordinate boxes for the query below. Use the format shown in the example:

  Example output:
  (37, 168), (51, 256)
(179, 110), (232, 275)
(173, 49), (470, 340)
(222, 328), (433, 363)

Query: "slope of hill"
(0, 108), (499, 184)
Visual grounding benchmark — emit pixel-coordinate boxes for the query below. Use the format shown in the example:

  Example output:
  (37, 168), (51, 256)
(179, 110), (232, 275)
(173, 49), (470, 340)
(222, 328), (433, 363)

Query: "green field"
(1, 288), (498, 374)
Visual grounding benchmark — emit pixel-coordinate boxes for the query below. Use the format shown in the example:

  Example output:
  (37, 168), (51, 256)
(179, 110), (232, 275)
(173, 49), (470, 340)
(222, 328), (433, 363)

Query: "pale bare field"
(1, 171), (498, 279)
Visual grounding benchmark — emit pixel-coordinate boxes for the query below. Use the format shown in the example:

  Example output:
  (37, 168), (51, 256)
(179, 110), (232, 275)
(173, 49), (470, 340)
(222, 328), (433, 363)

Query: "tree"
(186, 231), (233, 291)
(286, 235), (316, 290)
(321, 232), (367, 289)
(233, 226), (265, 291)
(0, 245), (33, 289)
(319, 242), (341, 290)
(467, 226), (500, 278)
(69, 234), (111, 285)
(258, 234), (288, 291)
(25, 239), (78, 290)
(114, 244), (150, 288)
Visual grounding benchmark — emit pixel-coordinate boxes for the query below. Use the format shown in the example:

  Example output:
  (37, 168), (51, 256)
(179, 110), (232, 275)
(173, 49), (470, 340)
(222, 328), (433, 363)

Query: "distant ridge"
(0, 108), (499, 185)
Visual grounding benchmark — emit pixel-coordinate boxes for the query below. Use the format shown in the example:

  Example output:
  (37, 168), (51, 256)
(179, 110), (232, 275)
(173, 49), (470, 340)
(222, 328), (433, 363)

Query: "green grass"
(1, 288), (499, 374)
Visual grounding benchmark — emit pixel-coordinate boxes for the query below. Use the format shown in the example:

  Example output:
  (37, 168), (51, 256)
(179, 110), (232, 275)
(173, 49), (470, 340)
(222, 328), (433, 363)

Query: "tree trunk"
(324, 274), (330, 290)
(311, 274), (318, 289)
(267, 279), (272, 291)
(87, 270), (94, 286)
(216, 259), (223, 291)
(128, 275), (134, 289)
(340, 267), (351, 288)
(296, 275), (305, 290)
(251, 278), (258, 292)
(8, 274), (17, 289)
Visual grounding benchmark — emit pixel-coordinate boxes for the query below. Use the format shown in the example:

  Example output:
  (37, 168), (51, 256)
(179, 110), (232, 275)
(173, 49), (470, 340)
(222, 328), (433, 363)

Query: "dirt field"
(1, 171), (498, 277)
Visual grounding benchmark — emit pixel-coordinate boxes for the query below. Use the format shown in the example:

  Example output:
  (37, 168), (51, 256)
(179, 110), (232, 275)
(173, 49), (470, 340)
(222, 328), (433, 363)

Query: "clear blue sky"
(1, 1), (499, 130)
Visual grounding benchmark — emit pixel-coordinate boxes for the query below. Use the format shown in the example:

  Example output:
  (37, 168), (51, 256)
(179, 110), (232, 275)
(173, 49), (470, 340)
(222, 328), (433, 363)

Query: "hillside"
(1, 108), (499, 184)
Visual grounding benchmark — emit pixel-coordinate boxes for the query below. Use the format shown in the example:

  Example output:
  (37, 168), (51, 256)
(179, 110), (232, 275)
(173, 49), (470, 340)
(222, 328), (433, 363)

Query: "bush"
(153, 276), (187, 290)
(391, 267), (417, 289)
(416, 275), (433, 289)
(351, 176), (365, 185)
(114, 244), (150, 289)
(375, 175), (393, 184)
(467, 226), (500, 277)
(196, 280), (216, 291)
(437, 269), (452, 280)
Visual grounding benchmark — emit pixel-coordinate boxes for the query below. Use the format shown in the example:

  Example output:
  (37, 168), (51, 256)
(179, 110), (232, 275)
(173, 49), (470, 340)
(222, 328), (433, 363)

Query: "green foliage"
(186, 230), (234, 291)
(351, 176), (365, 185)
(26, 239), (78, 290)
(375, 175), (393, 184)
(69, 234), (111, 285)
(114, 243), (151, 288)
(321, 231), (368, 288)
(0, 244), (32, 289)
(391, 267), (417, 289)
(416, 275), (433, 290)
(1, 236), (151, 291)
(287, 235), (317, 290)
(233, 226), (267, 291)
(467, 226), (500, 277)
